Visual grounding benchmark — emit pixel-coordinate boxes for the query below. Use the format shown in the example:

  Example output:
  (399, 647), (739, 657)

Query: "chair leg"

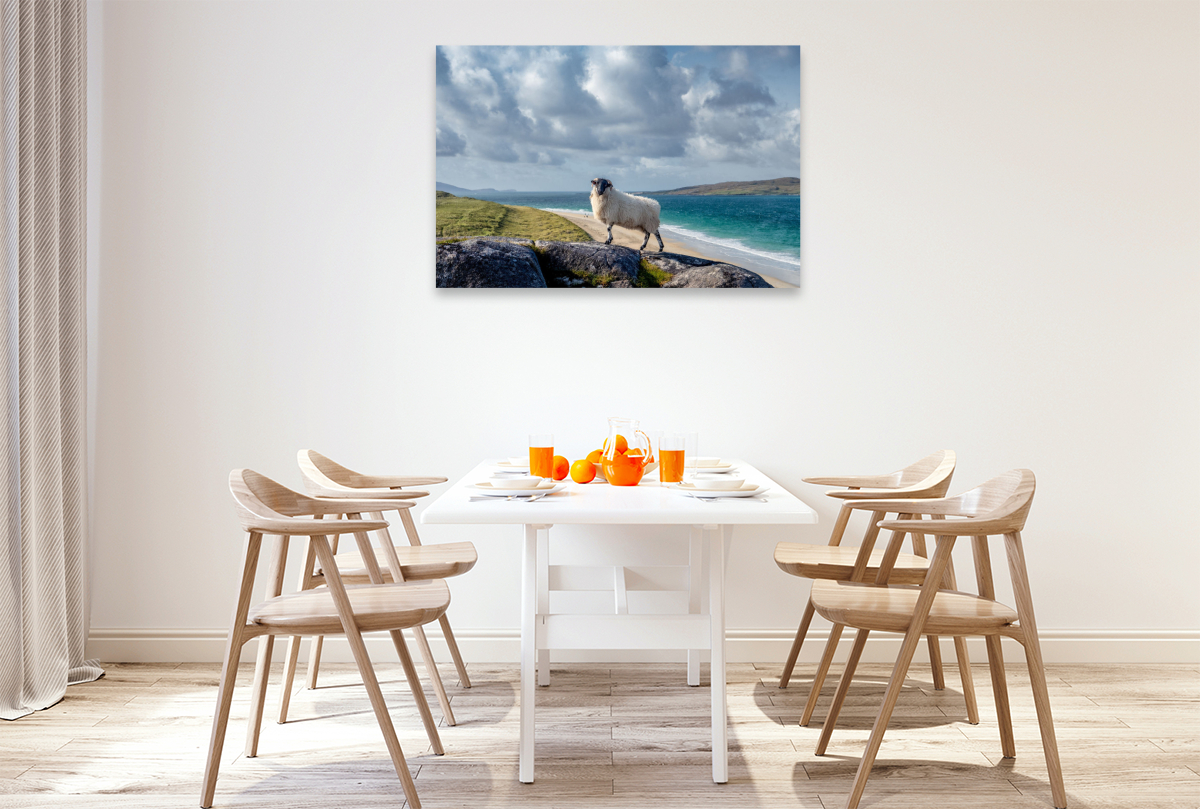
(840, 535), (957, 809)
(244, 635), (275, 757)
(910, 530), (947, 691)
(953, 635), (979, 724)
(439, 613), (472, 688)
(389, 628), (445, 756)
(925, 635), (946, 689)
(201, 533), (262, 809)
(801, 622), (843, 726)
(1006, 532), (1067, 809)
(244, 535), (288, 757)
(200, 631), (248, 808)
(940, 555), (979, 723)
(842, 625), (924, 809)
(311, 535), (424, 808)
(277, 634), (303, 724)
(815, 628), (870, 755)
(985, 634), (1015, 756)
(779, 597), (816, 688)
(353, 631), (423, 808)
(305, 635), (324, 688)
(412, 623), (457, 726)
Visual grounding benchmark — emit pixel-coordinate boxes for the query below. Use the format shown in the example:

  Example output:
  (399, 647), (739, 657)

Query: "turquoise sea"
(462, 191), (802, 286)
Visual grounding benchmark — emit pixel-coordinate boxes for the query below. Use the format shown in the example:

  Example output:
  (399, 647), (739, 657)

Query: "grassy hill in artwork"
(435, 192), (591, 242)
(645, 177), (800, 196)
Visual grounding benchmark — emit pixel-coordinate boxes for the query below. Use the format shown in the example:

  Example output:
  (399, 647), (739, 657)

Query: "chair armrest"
(249, 517), (389, 536)
(878, 516), (1009, 536)
(803, 474), (898, 488)
(828, 486), (939, 501)
(840, 496), (957, 514)
(308, 497), (416, 516)
(310, 488), (429, 500)
(357, 474), (448, 488)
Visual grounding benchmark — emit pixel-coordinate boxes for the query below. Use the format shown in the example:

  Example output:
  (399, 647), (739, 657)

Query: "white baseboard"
(87, 626), (1200, 665)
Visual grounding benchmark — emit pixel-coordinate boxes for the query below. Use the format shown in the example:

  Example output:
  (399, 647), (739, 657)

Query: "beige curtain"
(0, 0), (98, 721)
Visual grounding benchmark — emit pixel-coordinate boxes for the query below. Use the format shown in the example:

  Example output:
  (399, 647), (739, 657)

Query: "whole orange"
(601, 434), (629, 456)
(569, 459), (597, 484)
(586, 448), (604, 464)
(551, 455), (569, 481)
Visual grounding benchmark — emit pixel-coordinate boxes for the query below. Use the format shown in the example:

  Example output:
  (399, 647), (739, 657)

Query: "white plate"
(495, 460), (529, 470)
(688, 465), (737, 475)
(686, 459), (733, 471)
(673, 482), (768, 499)
(472, 480), (563, 496)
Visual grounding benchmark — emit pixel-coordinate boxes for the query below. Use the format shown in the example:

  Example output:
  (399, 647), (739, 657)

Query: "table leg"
(710, 524), (730, 784)
(688, 527), (703, 687)
(520, 524), (538, 783)
(537, 526), (550, 687)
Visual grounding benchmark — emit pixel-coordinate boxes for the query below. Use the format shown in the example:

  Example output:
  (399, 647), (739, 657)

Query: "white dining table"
(420, 459), (818, 784)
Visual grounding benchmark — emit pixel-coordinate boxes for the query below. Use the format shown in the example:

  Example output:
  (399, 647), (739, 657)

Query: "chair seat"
(810, 580), (1018, 636)
(318, 541), (477, 583)
(249, 580), (451, 635)
(774, 542), (931, 585)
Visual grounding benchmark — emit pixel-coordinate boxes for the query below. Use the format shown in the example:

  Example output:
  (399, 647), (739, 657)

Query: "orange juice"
(659, 449), (685, 483)
(602, 452), (646, 486)
(529, 445), (554, 478)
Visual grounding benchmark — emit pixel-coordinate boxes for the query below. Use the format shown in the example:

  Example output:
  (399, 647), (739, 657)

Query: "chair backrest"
(296, 449), (446, 498)
(940, 469), (1036, 534)
(827, 450), (957, 502)
(874, 469), (1036, 537)
(229, 468), (394, 535)
(298, 450), (374, 493)
(895, 450), (956, 488)
(230, 468), (318, 530)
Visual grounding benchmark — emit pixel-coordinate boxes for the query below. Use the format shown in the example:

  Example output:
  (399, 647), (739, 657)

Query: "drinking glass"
(658, 432), (686, 483)
(681, 432), (699, 481)
(529, 433), (554, 478)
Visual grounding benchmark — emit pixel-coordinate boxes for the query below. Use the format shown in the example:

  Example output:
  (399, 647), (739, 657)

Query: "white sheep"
(589, 178), (665, 252)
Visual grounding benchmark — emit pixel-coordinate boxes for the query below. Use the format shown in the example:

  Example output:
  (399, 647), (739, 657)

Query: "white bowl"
(498, 476), (543, 489)
(508, 456), (529, 466)
(688, 457), (723, 468)
(691, 476), (745, 491)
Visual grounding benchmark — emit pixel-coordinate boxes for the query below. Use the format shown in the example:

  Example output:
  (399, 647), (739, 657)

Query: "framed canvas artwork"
(436, 46), (800, 289)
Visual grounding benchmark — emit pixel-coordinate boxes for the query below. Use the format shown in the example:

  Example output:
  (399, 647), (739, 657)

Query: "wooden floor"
(1, 659), (1197, 808)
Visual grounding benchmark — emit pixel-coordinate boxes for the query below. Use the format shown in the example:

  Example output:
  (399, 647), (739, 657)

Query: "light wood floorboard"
(0, 661), (1196, 808)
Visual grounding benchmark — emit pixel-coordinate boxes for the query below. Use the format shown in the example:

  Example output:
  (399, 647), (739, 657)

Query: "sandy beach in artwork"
(556, 210), (796, 289)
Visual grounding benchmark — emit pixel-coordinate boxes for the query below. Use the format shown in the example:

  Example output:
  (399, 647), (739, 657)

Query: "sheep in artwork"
(589, 178), (665, 252)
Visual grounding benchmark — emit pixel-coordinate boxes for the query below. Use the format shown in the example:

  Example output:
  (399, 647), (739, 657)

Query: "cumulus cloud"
(436, 46), (799, 187)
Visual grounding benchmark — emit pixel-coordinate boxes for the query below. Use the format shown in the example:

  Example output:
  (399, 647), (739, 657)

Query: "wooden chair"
(775, 450), (978, 727)
(274, 450), (475, 728)
(809, 469), (1066, 809)
(203, 469), (450, 809)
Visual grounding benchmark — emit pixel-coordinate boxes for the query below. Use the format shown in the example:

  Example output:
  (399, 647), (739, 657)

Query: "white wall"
(87, 0), (1200, 663)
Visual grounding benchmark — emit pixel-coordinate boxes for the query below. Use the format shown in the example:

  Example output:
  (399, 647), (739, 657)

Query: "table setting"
(420, 416), (818, 785)
(468, 417), (772, 505)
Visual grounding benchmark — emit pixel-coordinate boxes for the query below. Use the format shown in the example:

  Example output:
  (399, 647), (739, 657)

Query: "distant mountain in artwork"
(644, 177), (801, 196)
(436, 182), (516, 195)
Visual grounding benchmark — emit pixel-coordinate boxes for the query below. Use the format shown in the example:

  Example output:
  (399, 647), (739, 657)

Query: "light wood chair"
(809, 469), (1066, 809)
(203, 469), (450, 809)
(274, 450), (475, 728)
(775, 450), (978, 727)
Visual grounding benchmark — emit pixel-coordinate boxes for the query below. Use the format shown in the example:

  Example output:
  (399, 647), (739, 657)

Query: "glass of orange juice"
(658, 432), (686, 483)
(529, 433), (554, 478)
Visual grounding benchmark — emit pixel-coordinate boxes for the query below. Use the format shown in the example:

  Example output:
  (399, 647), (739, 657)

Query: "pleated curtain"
(0, 0), (100, 721)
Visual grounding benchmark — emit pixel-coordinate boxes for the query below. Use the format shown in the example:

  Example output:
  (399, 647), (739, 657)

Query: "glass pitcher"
(602, 416), (655, 486)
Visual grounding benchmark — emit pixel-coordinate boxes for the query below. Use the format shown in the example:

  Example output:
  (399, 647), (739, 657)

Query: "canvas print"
(436, 46), (800, 288)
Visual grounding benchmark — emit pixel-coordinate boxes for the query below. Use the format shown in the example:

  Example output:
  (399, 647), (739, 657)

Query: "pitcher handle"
(635, 430), (655, 463)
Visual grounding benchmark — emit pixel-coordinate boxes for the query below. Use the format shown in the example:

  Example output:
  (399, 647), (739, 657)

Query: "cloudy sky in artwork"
(436, 46), (800, 192)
